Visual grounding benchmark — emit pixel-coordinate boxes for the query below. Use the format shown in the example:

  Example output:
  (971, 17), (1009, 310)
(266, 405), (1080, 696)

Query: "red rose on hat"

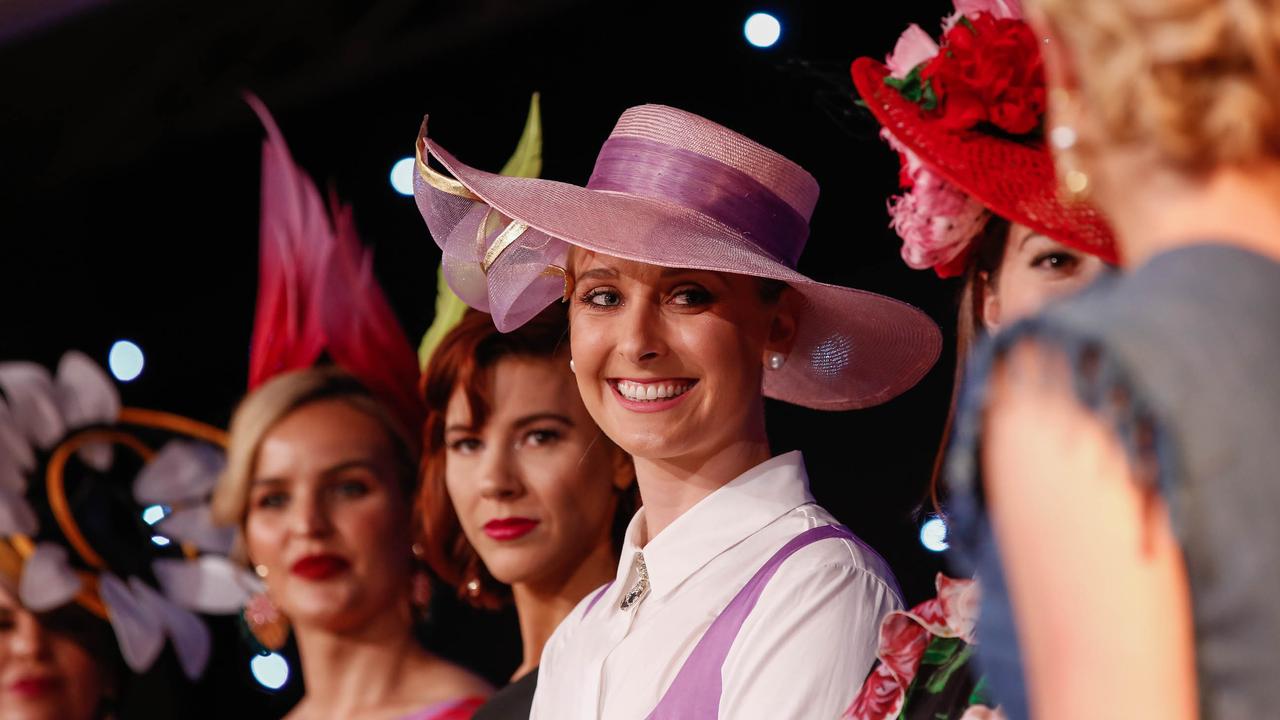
(921, 13), (1046, 135)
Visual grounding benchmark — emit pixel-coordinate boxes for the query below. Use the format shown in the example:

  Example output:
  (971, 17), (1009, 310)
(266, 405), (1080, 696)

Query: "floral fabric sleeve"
(844, 574), (1004, 720)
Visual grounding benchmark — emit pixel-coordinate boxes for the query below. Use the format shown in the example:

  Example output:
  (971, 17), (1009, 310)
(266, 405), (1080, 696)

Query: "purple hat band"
(586, 136), (809, 268)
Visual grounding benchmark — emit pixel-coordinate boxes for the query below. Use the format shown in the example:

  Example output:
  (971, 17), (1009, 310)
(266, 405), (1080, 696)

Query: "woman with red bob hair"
(417, 305), (636, 720)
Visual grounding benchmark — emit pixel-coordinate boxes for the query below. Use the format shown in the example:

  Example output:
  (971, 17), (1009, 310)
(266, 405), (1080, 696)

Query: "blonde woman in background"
(941, 0), (1280, 717)
(214, 369), (490, 720)
(209, 98), (489, 720)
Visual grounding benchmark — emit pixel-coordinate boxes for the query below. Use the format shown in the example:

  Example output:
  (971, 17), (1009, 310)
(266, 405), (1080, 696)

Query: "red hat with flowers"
(851, 0), (1117, 278)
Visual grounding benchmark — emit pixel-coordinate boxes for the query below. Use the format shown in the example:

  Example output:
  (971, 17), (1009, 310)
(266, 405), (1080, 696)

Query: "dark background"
(1, 0), (956, 716)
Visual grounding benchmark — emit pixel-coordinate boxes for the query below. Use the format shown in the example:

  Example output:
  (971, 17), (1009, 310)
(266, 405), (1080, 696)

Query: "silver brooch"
(620, 551), (650, 611)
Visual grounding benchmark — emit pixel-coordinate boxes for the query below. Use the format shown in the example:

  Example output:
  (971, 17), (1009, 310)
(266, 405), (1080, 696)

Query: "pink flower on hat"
(882, 129), (990, 278)
(947, 0), (1023, 27)
(885, 24), (939, 80)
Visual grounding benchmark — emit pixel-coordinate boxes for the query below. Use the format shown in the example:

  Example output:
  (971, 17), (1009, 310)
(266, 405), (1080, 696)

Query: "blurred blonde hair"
(212, 367), (417, 538)
(1035, 0), (1280, 172)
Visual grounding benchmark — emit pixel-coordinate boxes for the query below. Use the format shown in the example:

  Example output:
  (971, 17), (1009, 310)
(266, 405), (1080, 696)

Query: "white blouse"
(529, 452), (902, 719)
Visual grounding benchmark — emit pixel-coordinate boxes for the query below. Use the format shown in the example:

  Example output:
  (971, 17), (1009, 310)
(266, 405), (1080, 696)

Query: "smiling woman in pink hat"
(412, 104), (942, 718)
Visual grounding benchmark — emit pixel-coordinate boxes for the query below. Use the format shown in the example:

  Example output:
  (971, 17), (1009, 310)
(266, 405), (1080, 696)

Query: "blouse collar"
(610, 451), (815, 606)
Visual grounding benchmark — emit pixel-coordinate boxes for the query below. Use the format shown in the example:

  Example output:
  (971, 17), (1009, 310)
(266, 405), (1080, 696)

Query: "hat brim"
(852, 58), (1118, 265)
(418, 130), (941, 410)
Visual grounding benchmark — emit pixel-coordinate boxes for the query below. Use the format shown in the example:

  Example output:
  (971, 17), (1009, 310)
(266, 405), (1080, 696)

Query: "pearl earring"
(569, 358), (576, 373)
(1049, 124), (1077, 151)
(765, 351), (786, 371)
(254, 564), (269, 579)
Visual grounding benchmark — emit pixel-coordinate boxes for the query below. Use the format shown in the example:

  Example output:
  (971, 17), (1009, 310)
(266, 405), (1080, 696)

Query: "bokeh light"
(251, 652), (290, 690)
(920, 515), (950, 553)
(108, 340), (145, 382)
(390, 156), (415, 196)
(744, 12), (782, 48)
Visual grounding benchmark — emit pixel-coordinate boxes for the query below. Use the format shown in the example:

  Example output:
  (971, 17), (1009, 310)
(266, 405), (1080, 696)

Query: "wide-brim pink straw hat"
(413, 104), (941, 410)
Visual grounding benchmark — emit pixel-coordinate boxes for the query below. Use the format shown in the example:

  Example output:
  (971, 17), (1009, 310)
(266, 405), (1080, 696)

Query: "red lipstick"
(290, 554), (350, 580)
(483, 517), (540, 541)
(9, 675), (58, 698)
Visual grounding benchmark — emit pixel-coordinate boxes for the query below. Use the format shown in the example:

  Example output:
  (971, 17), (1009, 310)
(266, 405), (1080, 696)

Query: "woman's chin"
(283, 589), (378, 631)
(616, 421), (720, 463)
(478, 551), (542, 587)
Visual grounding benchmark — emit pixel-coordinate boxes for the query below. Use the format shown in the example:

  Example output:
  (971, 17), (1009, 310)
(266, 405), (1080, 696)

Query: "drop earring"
(1047, 89), (1090, 200)
(409, 544), (431, 616)
(1050, 124), (1089, 199)
(764, 351), (786, 371)
(242, 591), (289, 652)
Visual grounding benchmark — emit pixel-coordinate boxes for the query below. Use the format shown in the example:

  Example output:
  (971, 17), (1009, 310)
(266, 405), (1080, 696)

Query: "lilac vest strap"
(583, 581), (614, 619)
(647, 524), (856, 719)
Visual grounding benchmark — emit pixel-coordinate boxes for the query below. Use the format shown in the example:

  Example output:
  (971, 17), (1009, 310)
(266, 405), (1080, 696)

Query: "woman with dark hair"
(851, 0), (1119, 509)
(418, 304), (636, 720)
(0, 582), (116, 720)
(844, 2), (1119, 716)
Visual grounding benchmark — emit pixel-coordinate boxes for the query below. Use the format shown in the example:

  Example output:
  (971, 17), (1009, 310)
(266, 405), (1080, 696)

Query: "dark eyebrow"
(513, 412), (574, 429)
(444, 423), (477, 435)
(250, 477), (286, 488)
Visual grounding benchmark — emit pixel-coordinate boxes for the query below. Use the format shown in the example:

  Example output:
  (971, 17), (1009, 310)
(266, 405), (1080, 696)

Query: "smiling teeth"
(615, 380), (692, 402)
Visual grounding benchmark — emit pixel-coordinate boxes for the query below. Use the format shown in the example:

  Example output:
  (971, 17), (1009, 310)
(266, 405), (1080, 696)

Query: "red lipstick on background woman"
(290, 553), (351, 580)
(8, 675), (59, 698)
(483, 517), (540, 541)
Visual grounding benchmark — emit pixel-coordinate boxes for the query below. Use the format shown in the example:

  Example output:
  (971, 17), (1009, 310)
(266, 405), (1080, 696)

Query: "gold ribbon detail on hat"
(478, 209), (530, 274)
(416, 137), (480, 201)
(415, 104), (572, 303)
(416, 138), (533, 275)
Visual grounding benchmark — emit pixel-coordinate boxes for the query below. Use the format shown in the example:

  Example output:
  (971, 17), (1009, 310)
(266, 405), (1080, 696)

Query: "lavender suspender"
(583, 581), (613, 618)
(647, 524), (857, 719)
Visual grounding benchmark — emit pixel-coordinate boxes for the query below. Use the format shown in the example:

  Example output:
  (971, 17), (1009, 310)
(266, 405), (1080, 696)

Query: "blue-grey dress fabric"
(944, 245), (1280, 720)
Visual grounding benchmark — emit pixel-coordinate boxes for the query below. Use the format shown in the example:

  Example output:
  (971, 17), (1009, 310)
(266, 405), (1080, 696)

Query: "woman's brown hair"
(928, 215), (1011, 513)
(417, 304), (637, 609)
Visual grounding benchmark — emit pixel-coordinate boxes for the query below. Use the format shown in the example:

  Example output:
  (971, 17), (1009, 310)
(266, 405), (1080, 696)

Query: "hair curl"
(1035, 0), (1280, 172)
